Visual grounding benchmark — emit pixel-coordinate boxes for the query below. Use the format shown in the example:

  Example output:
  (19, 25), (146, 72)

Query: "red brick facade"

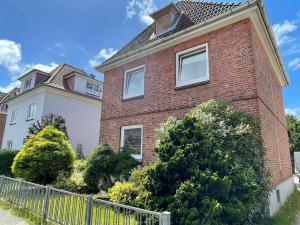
(0, 113), (7, 148)
(100, 19), (292, 187)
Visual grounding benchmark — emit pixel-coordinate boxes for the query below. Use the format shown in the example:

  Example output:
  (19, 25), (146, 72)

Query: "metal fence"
(0, 175), (170, 225)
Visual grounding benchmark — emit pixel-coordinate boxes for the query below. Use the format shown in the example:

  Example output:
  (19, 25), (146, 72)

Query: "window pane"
(156, 13), (170, 34)
(126, 70), (144, 97)
(179, 51), (207, 82)
(123, 128), (142, 155)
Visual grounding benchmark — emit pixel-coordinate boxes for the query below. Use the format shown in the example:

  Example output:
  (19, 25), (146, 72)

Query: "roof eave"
(17, 69), (50, 81)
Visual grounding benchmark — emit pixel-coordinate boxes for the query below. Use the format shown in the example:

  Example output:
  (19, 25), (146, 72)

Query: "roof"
(0, 92), (6, 101)
(7, 64), (102, 103)
(102, 0), (243, 66)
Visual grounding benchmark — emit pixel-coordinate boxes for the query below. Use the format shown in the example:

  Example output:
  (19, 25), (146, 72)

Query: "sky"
(0, 0), (299, 115)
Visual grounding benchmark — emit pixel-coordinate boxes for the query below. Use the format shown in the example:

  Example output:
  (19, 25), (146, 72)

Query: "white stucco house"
(2, 64), (103, 156)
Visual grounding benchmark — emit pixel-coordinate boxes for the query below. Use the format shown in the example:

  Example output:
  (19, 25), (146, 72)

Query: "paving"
(0, 209), (28, 225)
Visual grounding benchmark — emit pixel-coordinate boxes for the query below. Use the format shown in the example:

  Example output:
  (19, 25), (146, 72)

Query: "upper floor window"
(176, 44), (209, 87)
(123, 65), (145, 99)
(27, 103), (36, 120)
(7, 140), (13, 149)
(24, 78), (32, 90)
(10, 110), (17, 124)
(120, 125), (143, 160)
(86, 82), (101, 96)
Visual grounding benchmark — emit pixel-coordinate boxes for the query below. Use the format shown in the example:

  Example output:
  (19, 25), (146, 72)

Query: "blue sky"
(0, 0), (299, 115)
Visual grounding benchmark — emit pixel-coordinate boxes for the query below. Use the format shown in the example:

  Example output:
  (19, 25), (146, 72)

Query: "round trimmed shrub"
(83, 144), (139, 192)
(0, 149), (17, 177)
(144, 100), (270, 225)
(12, 125), (75, 184)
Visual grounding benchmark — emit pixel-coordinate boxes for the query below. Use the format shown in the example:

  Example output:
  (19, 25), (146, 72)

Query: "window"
(7, 140), (13, 149)
(86, 82), (101, 96)
(123, 66), (145, 99)
(156, 13), (170, 35)
(27, 103), (36, 120)
(176, 44), (209, 87)
(24, 78), (32, 90)
(120, 125), (143, 160)
(10, 110), (17, 124)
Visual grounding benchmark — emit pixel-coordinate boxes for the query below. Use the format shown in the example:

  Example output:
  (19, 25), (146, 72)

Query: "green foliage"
(144, 100), (270, 225)
(286, 114), (300, 153)
(12, 125), (76, 184)
(53, 160), (89, 193)
(0, 149), (17, 177)
(109, 166), (152, 207)
(28, 114), (68, 138)
(83, 144), (139, 192)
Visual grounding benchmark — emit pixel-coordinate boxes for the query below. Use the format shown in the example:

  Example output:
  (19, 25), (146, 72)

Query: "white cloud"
(288, 58), (300, 70)
(89, 48), (118, 67)
(286, 107), (300, 116)
(126, 0), (157, 25)
(272, 20), (297, 46)
(0, 39), (58, 93)
(0, 39), (22, 74)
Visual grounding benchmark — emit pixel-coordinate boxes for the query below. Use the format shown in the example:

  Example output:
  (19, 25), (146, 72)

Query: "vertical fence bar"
(16, 179), (22, 205)
(161, 211), (171, 225)
(43, 186), (50, 220)
(85, 196), (93, 225)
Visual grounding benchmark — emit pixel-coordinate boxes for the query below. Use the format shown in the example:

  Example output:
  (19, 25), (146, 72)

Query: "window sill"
(122, 95), (144, 102)
(175, 80), (209, 90)
(26, 118), (34, 122)
(10, 123), (16, 125)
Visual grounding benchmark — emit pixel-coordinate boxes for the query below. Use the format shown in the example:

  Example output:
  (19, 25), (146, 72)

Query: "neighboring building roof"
(0, 88), (20, 112)
(0, 92), (6, 101)
(102, 0), (242, 65)
(6, 64), (102, 103)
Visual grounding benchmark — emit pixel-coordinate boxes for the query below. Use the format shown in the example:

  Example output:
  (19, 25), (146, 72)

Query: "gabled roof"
(100, 0), (242, 66)
(7, 64), (102, 103)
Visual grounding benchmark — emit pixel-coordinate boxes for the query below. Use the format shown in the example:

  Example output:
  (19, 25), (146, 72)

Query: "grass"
(0, 199), (54, 225)
(260, 188), (300, 225)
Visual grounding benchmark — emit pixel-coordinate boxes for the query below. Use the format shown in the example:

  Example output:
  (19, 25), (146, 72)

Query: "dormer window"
(86, 82), (101, 97)
(24, 78), (32, 90)
(150, 3), (181, 36)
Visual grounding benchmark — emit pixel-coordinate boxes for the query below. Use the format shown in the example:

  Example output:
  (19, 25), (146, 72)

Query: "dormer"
(150, 3), (181, 36)
(63, 72), (103, 98)
(18, 69), (50, 93)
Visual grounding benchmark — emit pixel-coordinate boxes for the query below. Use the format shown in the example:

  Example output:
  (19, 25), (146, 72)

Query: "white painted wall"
(2, 87), (101, 156)
(2, 91), (45, 150)
(294, 152), (300, 174)
(42, 90), (101, 156)
(269, 177), (295, 216)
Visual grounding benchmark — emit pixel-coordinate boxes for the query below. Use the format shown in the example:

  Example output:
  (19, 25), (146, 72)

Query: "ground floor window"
(120, 125), (143, 160)
(7, 140), (13, 149)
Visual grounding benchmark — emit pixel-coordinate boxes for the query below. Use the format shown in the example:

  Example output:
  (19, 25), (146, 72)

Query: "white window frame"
(120, 125), (143, 160)
(24, 78), (32, 90)
(10, 110), (17, 124)
(7, 140), (13, 149)
(176, 43), (209, 88)
(27, 103), (37, 120)
(123, 65), (145, 99)
(86, 82), (101, 96)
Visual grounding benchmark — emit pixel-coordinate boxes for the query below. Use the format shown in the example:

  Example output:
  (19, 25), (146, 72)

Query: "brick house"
(96, 0), (293, 215)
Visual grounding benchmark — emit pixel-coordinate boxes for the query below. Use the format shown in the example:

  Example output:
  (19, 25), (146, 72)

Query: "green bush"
(109, 166), (152, 207)
(0, 149), (17, 177)
(83, 144), (139, 192)
(12, 125), (76, 184)
(53, 160), (89, 194)
(144, 100), (270, 225)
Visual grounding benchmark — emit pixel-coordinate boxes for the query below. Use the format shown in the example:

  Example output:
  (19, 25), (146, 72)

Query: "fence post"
(85, 196), (93, 225)
(43, 186), (51, 221)
(16, 179), (22, 204)
(161, 211), (171, 225)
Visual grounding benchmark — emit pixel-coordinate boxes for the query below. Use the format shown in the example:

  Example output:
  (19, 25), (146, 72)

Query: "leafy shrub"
(53, 160), (89, 193)
(28, 114), (68, 138)
(109, 166), (152, 207)
(83, 144), (139, 192)
(12, 125), (76, 184)
(0, 149), (17, 177)
(144, 100), (270, 225)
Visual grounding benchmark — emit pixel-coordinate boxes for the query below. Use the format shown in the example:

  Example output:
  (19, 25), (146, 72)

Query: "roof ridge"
(179, 0), (243, 6)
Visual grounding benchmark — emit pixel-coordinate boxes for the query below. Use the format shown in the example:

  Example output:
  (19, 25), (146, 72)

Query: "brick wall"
(100, 19), (292, 187)
(0, 113), (7, 148)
